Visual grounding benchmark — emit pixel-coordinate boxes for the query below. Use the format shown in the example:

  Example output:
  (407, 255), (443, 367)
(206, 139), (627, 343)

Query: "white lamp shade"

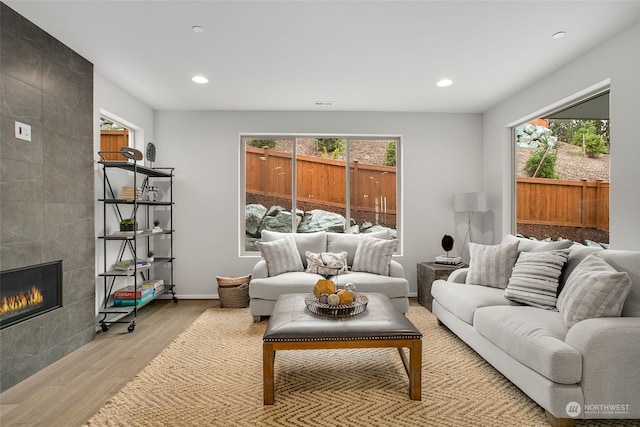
(454, 192), (487, 213)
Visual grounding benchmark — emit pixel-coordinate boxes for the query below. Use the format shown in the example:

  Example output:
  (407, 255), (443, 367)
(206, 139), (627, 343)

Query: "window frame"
(240, 133), (401, 256)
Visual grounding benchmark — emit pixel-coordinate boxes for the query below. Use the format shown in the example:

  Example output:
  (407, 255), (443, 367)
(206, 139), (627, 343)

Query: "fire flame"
(0, 286), (44, 316)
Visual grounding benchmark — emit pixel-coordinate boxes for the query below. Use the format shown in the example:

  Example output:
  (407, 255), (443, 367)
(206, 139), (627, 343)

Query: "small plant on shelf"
(147, 250), (155, 262)
(119, 218), (137, 232)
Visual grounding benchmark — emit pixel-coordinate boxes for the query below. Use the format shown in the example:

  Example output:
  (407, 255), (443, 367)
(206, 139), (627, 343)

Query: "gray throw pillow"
(501, 234), (574, 252)
(305, 251), (348, 276)
(351, 236), (397, 276)
(465, 241), (518, 289)
(257, 235), (304, 277)
(557, 253), (632, 329)
(504, 249), (570, 309)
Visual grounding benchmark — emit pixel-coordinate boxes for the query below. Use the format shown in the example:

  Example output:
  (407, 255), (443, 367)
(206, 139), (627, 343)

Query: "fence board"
(246, 147), (396, 217)
(517, 178), (609, 232)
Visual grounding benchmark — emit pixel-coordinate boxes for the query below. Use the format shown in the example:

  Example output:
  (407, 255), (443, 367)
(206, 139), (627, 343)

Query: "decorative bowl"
(304, 293), (368, 318)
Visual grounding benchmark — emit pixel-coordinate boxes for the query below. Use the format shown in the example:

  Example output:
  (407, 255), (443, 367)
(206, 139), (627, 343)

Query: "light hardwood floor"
(0, 299), (214, 427)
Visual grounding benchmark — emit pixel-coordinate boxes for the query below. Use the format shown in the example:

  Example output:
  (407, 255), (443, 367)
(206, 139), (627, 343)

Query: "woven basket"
(216, 275), (251, 308)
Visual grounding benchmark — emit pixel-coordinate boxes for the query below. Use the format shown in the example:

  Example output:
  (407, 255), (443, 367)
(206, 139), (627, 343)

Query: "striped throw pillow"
(257, 235), (304, 277)
(557, 253), (632, 329)
(352, 236), (397, 276)
(465, 241), (519, 289)
(504, 250), (570, 309)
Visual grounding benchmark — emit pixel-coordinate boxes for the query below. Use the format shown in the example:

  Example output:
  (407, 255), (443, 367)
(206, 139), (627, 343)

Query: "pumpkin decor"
(313, 279), (336, 297)
(337, 289), (354, 305)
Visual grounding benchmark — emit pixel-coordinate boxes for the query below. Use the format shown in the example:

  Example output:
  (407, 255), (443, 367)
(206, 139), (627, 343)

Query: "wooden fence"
(99, 129), (129, 161)
(245, 147), (396, 219)
(517, 177), (609, 232)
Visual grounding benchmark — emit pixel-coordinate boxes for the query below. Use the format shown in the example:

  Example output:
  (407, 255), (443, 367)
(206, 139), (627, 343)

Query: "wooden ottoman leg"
(263, 342), (275, 405)
(409, 339), (422, 400)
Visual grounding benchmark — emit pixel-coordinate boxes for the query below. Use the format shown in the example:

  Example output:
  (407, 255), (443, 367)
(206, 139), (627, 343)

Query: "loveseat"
(431, 234), (640, 426)
(249, 230), (409, 322)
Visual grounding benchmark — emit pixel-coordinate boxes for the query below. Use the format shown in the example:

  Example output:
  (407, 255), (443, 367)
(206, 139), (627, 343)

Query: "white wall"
(483, 22), (640, 249)
(154, 111), (482, 297)
(93, 73), (155, 315)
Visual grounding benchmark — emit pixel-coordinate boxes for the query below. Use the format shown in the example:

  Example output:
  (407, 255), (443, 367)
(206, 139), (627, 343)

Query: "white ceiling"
(6, 1), (640, 113)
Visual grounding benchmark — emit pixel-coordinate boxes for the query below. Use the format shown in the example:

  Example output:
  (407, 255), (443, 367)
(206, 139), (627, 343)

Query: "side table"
(417, 262), (466, 312)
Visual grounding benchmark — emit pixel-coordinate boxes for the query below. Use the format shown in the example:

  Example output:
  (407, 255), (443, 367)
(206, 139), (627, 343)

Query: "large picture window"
(513, 90), (610, 247)
(243, 135), (399, 252)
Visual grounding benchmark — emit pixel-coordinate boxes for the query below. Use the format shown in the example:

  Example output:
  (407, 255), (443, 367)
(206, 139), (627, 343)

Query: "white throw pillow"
(465, 241), (518, 289)
(351, 236), (397, 276)
(557, 253), (632, 329)
(305, 251), (348, 276)
(504, 249), (570, 309)
(256, 235), (304, 277)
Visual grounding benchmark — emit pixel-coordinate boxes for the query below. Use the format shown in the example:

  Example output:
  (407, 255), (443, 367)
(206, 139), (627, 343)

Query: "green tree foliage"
(570, 121), (608, 157)
(524, 146), (560, 179)
(315, 138), (345, 158)
(247, 139), (276, 149)
(583, 133), (607, 158)
(382, 141), (396, 166)
(549, 119), (609, 149)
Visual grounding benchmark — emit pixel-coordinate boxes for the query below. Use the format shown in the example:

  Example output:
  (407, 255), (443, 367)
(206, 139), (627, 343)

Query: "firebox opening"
(0, 260), (63, 329)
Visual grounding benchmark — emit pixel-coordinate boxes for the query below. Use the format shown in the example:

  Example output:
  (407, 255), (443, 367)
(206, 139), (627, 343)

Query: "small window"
(99, 117), (132, 161)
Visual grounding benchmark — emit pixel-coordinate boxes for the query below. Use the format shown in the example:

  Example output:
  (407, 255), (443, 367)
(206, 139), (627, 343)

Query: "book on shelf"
(113, 283), (154, 299)
(110, 230), (144, 236)
(112, 279), (164, 299)
(114, 259), (152, 270)
(434, 255), (464, 266)
(113, 292), (154, 307)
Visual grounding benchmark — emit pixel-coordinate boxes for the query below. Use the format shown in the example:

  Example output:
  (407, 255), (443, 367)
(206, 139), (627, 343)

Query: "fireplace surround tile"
(0, 3), (95, 392)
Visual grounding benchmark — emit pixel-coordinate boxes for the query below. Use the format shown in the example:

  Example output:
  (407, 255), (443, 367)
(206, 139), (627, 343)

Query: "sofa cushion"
(249, 271), (325, 300)
(326, 230), (390, 266)
(352, 236), (397, 276)
(257, 235), (304, 276)
(465, 241), (518, 289)
(304, 251), (348, 276)
(474, 306), (582, 384)
(502, 234), (575, 253)
(431, 281), (517, 325)
(503, 249), (570, 309)
(337, 271), (409, 299)
(557, 253), (632, 329)
(261, 230), (326, 268)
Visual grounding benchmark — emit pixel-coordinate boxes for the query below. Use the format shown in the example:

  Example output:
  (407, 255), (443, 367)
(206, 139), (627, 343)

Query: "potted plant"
(119, 218), (137, 232)
(152, 219), (162, 232)
(147, 250), (154, 263)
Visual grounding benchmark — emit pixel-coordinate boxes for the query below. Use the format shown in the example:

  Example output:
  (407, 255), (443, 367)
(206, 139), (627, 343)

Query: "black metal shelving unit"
(97, 152), (176, 333)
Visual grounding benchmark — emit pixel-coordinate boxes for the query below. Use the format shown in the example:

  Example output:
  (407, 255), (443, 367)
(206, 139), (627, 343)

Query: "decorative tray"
(304, 293), (368, 318)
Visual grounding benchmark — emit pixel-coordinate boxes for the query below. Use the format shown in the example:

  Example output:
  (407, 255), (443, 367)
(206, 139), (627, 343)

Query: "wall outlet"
(15, 121), (32, 141)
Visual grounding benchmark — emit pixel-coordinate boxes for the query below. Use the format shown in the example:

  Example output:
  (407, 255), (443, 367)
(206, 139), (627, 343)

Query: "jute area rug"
(84, 304), (633, 427)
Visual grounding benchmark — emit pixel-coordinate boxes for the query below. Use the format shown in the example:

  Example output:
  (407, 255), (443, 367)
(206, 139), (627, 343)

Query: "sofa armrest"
(565, 317), (640, 415)
(389, 260), (405, 278)
(447, 268), (468, 283)
(251, 259), (269, 280)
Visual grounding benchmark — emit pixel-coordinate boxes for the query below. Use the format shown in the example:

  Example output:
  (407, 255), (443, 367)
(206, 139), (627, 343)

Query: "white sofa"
(249, 230), (409, 322)
(432, 235), (640, 426)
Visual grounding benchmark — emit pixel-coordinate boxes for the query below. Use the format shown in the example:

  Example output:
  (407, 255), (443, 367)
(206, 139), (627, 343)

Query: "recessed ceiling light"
(437, 79), (453, 88)
(192, 26), (204, 34)
(552, 31), (566, 39)
(192, 75), (208, 84)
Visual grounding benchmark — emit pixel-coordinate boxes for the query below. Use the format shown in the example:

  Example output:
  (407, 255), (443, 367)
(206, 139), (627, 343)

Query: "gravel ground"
(275, 138), (391, 165)
(517, 140), (610, 181)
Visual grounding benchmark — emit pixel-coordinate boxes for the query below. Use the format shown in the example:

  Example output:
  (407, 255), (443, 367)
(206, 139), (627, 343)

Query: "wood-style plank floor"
(0, 299), (214, 427)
